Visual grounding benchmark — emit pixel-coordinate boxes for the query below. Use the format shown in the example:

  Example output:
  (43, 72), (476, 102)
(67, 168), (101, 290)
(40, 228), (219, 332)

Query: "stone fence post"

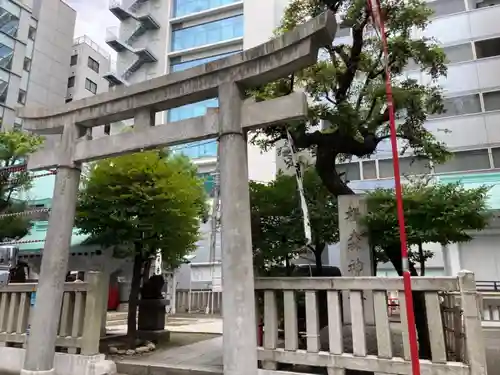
(81, 271), (106, 355)
(458, 270), (488, 375)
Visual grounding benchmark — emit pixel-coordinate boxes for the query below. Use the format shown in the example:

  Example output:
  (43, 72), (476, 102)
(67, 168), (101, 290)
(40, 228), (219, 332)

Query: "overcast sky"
(66, 0), (118, 56)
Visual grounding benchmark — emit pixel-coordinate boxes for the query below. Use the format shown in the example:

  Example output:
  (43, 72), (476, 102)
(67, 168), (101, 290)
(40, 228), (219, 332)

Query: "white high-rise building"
(0, 0), (76, 130)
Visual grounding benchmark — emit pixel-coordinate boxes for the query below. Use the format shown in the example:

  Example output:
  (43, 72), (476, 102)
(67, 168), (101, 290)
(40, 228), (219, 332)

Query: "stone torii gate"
(18, 12), (336, 375)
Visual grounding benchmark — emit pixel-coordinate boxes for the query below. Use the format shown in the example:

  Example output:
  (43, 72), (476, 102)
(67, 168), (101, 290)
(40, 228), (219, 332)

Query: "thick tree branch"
(334, 9), (371, 103)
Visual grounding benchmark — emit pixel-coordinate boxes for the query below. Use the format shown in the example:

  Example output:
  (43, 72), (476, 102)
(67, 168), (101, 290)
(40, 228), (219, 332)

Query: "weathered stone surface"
(319, 324), (404, 356)
(135, 346), (150, 354)
(108, 347), (118, 355)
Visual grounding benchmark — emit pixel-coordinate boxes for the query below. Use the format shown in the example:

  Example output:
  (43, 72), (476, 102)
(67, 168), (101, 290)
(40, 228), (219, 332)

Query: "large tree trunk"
(127, 252), (143, 348)
(314, 242), (329, 329)
(418, 242), (425, 276)
(314, 242), (324, 276)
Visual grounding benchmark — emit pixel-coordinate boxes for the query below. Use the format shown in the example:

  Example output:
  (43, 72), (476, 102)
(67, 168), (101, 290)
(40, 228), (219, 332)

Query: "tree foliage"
(76, 150), (207, 263)
(250, 0), (450, 196)
(0, 131), (43, 241)
(362, 181), (491, 272)
(250, 168), (338, 273)
(75, 150), (207, 344)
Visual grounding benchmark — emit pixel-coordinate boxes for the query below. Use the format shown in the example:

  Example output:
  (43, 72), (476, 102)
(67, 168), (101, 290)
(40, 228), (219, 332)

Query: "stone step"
(116, 361), (222, 375)
(107, 312), (128, 321)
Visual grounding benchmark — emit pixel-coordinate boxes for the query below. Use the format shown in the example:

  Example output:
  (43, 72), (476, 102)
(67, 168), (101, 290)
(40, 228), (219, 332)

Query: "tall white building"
(67, 35), (112, 138)
(0, 0), (75, 130)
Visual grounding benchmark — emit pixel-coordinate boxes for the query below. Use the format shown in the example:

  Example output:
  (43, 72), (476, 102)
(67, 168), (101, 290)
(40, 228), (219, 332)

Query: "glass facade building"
(172, 0), (241, 18)
(168, 0), (244, 193)
(169, 52), (243, 160)
(171, 15), (243, 51)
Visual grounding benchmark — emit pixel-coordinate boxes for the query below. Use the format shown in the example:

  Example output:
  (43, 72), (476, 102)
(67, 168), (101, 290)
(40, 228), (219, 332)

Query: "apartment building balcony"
(109, 0), (132, 21)
(122, 49), (157, 80)
(102, 45), (156, 86)
(125, 14), (160, 45)
(109, 0), (153, 20)
(103, 71), (128, 87)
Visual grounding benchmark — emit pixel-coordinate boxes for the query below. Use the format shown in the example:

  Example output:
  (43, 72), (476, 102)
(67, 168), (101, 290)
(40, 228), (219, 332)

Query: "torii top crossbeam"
(19, 12), (336, 133)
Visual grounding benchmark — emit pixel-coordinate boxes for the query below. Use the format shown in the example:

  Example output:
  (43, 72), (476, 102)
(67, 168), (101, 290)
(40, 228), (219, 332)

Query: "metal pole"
(208, 162), (220, 315)
(368, 1), (421, 374)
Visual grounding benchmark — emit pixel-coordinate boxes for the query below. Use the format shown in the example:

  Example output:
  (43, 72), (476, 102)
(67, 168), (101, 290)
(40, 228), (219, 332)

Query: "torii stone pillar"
(17, 12), (336, 375)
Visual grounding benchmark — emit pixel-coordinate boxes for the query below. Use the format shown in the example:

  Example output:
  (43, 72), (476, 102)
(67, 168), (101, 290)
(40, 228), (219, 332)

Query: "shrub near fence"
(0, 271), (105, 355)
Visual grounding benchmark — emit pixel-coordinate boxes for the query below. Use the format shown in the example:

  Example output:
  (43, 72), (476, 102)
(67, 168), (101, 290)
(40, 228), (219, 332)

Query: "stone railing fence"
(0, 271), (105, 355)
(255, 271), (487, 375)
(176, 289), (222, 314)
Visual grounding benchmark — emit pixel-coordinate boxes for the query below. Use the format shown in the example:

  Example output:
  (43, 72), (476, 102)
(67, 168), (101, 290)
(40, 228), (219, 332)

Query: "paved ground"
(106, 315), (223, 336)
(112, 318), (500, 375)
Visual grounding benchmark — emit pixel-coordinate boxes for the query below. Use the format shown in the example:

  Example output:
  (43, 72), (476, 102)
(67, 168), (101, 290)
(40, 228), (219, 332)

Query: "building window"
(336, 23), (351, 38)
(336, 162), (361, 181)
(67, 76), (75, 88)
(173, 0), (240, 18)
(0, 78), (8, 103)
(0, 7), (19, 37)
(17, 89), (26, 105)
(427, 0), (466, 18)
(88, 56), (99, 73)
(475, 37), (500, 60)
(85, 78), (97, 94)
(23, 57), (31, 72)
(378, 157), (431, 178)
(171, 15), (244, 51)
(0, 43), (13, 70)
(474, 0), (500, 9)
(28, 26), (36, 40)
(428, 94), (481, 119)
(362, 160), (377, 179)
(171, 140), (218, 159)
(168, 98), (218, 122)
(70, 54), (78, 66)
(443, 43), (474, 64)
(170, 50), (240, 72)
(434, 149), (491, 173)
(491, 147), (500, 168)
(483, 90), (500, 111)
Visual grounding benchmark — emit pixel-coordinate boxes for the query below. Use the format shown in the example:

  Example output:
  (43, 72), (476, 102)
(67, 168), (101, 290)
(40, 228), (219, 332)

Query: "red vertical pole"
(366, 1), (421, 374)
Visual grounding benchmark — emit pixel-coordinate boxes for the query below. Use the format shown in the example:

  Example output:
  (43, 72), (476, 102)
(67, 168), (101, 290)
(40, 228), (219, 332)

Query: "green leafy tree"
(75, 150), (207, 345)
(362, 181), (490, 274)
(250, 0), (449, 196)
(361, 180), (490, 358)
(250, 168), (338, 275)
(0, 131), (43, 242)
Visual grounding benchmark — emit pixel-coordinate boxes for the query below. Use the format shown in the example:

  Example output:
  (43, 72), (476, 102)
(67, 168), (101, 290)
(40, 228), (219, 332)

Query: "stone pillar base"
(0, 347), (116, 375)
(20, 369), (55, 375)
